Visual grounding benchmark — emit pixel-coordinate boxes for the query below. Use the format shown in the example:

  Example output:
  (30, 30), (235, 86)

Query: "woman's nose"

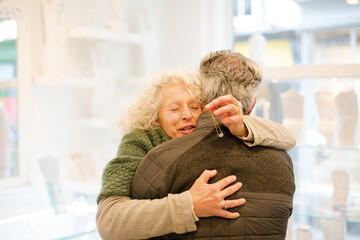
(182, 108), (192, 120)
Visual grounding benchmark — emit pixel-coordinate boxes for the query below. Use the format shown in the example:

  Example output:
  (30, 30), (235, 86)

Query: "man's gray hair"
(199, 50), (262, 114)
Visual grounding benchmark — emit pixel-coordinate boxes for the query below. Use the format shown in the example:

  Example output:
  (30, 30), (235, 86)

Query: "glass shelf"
(262, 64), (360, 80)
(67, 27), (146, 44)
(0, 203), (98, 240)
(0, 79), (17, 89)
(293, 144), (360, 153)
(293, 194), (360, 224)
(33, 76), (96, 88)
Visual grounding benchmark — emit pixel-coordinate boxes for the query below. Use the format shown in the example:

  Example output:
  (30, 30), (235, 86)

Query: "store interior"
(0, 0), (360, 239)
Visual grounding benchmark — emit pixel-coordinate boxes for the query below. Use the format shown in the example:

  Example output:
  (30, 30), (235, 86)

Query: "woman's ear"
(247, 96), (257, 115)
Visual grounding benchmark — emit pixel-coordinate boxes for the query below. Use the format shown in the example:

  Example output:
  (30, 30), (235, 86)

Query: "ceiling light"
(346, 0), (360, 5)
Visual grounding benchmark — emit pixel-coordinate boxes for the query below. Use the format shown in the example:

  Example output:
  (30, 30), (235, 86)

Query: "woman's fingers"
(213, 104), (241, 119)
(205, 95), (246, 136)
(207, 98), (247, 137)
(205, 95), (237, 112)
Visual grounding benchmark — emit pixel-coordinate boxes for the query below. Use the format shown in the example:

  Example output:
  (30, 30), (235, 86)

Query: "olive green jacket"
(132, 112), (295, 239)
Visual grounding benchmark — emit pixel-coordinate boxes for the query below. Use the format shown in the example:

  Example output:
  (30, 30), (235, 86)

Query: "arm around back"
(241, 115), (296, 151)
(96, 192), (198, 240)
(204, 95), (296, 151)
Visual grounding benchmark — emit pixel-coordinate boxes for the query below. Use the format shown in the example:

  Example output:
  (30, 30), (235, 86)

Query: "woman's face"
(157, 84), (202, 139)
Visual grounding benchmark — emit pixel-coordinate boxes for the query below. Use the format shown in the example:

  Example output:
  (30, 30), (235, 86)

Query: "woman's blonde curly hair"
(120, 69), (201, 132)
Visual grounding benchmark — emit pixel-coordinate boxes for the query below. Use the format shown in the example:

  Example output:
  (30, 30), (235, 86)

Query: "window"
(234, 0), (252, 16)
(0, 18), (18, 178)
(233, 1), (360, 239)
(233, 0), (360, 67)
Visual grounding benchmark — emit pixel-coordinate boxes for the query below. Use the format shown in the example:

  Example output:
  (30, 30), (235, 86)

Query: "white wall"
(157, 0), (233, 70)
(0, 0), (235, 217)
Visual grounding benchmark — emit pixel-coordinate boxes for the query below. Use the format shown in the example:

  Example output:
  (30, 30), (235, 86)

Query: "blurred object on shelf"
(335, 88), (358, 147)
(332, 170), (350, 208)
(65, 151), (102, 205)
(128, 7), (149, 33)
(321, 218), (346, 240)
(296, 227), (313, 240)
(69, 153), (87, 182)
(38, 156), (66, 214)
(315, 89), (337, 146)
(248, 33), (267, 67)
(68, 153), (98, 183)
(41, 0), (68, 78)
(0, 88), (17, 125)
(280, 89), (304, 143)
(305, 129), (327, 146)
(104, 0), (128, 31)
(255, 98), (271, 120)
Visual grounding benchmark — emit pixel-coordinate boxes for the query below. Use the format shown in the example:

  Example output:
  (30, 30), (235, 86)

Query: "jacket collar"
(195, 111), (223, 131)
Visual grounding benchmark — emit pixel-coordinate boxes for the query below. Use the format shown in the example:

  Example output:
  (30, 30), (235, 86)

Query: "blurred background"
(0, 0), (359, 239)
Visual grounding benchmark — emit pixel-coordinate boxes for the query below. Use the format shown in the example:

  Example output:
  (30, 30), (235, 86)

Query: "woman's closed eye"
(169, 106), (180, 112)
(190, 104), (201, 110)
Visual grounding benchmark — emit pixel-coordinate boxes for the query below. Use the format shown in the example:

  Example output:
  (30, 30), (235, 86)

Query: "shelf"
(292, 144), (360, 153)
(33, 76), (95, 88)
(81, 117), (116, 129)
(0, 204), (97, 240)
(68, 27), (145, 44)
(262, 64), (360, 81)
(33, 75), (150, 88)
(293, 194), (360, 224)
(118, 76), (149, 87)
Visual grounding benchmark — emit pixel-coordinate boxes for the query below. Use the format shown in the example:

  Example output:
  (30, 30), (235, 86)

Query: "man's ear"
(154, 120), (160, 126)
(247, 96), (257, 115)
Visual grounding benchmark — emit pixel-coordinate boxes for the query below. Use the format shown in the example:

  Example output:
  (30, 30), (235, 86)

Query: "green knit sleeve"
(97, 128), (170, 203)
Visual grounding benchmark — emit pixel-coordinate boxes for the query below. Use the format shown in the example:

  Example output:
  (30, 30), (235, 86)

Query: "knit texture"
(97, 127), (170, 204)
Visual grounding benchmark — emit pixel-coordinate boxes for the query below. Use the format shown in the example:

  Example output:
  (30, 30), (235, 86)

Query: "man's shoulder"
(143, 134), (190, 169)
(146, 129), (207, 160)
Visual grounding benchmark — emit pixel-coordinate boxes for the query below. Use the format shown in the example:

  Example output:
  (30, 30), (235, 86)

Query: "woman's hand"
(188, 170), (246, 219)
(205, 95), (248, 137)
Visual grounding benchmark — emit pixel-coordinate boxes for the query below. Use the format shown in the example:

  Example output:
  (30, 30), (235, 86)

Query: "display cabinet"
(0, 203), (99, 240)
(260, 64), (360, 240)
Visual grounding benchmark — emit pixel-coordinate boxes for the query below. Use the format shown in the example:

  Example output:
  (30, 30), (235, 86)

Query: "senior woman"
(96, 69), (295, 240)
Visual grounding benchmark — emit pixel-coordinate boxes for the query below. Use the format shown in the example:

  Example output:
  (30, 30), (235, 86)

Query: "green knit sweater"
(97, 127), (170, 204)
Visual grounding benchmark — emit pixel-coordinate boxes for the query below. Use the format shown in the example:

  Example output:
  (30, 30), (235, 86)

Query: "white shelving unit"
(67, 27), (146, 44)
